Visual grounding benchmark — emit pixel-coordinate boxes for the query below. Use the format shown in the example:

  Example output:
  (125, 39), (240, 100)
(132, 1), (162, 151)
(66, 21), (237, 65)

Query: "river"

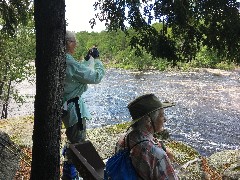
(6, 68), (240, 156)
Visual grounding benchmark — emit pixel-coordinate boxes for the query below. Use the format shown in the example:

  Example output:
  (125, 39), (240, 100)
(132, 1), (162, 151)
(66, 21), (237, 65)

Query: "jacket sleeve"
(70, 59), (105, 84)
(152, 148), (178, 180)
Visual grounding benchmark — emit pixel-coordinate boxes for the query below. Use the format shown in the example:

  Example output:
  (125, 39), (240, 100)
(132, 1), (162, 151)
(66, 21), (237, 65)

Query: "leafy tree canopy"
(0, 0), (32, 35)
(91, 0), (240, 64)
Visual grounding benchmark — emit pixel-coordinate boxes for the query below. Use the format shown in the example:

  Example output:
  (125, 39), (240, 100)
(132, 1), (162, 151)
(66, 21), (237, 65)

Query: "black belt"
(62, 96), (83, 130)
(67, 96), (79, 105)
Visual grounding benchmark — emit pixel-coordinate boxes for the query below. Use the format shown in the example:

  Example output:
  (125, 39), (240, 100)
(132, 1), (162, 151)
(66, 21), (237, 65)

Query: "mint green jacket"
(62, 53), (105, 128)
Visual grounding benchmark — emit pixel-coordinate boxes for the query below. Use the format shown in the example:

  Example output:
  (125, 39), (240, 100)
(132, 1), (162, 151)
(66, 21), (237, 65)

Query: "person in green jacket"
(62, 30), (105, 180)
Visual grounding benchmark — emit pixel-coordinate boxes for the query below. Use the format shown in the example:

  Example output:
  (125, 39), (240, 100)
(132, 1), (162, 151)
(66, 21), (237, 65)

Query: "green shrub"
(215, 62), (235, 70)
(176, 61), (193, 71)
(153, 58), (171, 71)
(194, 46), (220, 68)
(114, 47), (154, 70)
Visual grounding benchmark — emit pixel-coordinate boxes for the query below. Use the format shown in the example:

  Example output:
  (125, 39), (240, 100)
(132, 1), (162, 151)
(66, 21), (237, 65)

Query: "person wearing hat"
(62, 30), (105, 180)
(115, 93), (178, 180)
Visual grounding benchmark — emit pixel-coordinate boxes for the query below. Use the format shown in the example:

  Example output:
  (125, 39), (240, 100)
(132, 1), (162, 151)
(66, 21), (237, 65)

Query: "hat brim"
(162, 101), (175, 108)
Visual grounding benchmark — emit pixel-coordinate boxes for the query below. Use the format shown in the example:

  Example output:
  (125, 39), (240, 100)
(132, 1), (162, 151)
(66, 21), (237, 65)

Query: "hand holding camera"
(84, 46), (99, 61)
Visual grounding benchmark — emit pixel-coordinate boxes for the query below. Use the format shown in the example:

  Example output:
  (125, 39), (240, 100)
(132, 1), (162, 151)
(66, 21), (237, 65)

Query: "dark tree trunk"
(31, 0), (65, 179)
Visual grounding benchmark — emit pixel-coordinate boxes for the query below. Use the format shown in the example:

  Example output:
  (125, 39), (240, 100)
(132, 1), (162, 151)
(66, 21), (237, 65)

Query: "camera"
(84, 47), (99, 61)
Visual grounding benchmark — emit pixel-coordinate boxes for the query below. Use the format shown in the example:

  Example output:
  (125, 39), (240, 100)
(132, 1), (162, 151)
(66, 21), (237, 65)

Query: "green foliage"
(177, 46), (237, 70)
(0, 19), (35, 118)
(75, 29), (175, 71)
(193, 46), (220, 68)
(92, 0), (240, 64)
(0, 0), (33, 35)
(75, 28), (238, 71)
(215, 62), (236, 71)
(153, 58), (171, 71)
(114, 47), (153, 70)
(176, 61), (192, 72)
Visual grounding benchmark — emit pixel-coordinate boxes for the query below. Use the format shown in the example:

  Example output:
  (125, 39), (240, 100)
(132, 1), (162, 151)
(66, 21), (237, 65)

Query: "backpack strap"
(126, 134), (149, 180)
(123, 128), (149, 150)
(127, 134), (149, 151)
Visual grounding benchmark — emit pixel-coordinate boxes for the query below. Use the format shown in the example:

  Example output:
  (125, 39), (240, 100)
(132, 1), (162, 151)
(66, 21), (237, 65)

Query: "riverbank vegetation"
(74, 29), (239, 71)
(91, 0), (240, 71)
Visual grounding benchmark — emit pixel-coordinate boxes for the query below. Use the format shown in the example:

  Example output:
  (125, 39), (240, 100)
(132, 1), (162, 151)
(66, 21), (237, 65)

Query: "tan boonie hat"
(127, 93), (175, 121)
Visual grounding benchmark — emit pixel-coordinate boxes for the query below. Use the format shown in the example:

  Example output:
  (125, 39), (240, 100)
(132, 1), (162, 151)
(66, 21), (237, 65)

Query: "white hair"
(66, 30), (76, 42)
(149, 109), (161, 123)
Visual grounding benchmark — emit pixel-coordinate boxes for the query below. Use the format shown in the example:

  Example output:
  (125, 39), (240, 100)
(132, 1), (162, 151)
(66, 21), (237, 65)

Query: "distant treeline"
(74, 26), (238, 71)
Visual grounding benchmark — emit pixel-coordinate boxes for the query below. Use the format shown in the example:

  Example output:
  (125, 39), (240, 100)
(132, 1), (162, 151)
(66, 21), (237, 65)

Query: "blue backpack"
(104, 135), (148, 180)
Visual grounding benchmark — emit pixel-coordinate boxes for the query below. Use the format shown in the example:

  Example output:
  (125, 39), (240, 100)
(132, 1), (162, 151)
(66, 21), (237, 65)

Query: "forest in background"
(74, 25), (239, 71)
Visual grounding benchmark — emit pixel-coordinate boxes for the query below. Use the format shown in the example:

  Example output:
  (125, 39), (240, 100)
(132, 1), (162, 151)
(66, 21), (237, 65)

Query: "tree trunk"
(1, 79), (11, 119)
(0, 62), (9, 97)
(0, 62), (10, 119)
(31, 0), (65, 179)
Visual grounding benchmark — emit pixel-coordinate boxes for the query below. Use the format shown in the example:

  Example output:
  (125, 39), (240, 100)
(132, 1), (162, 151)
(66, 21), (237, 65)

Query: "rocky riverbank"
(0, 116), (239, 179)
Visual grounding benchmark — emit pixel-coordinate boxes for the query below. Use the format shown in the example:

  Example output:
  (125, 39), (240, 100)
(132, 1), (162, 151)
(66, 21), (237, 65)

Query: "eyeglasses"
(66, 39), (76, 42)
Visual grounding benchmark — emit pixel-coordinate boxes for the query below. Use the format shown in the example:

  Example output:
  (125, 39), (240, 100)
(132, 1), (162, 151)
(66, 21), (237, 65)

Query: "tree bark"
(0, 62), (9, 97)
(31, 0), (65, 179)
(1, 79), (11, 119)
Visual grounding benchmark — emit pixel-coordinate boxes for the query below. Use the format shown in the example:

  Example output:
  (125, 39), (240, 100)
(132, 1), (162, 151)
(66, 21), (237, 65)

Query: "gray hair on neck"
(132, 109), (160, 129)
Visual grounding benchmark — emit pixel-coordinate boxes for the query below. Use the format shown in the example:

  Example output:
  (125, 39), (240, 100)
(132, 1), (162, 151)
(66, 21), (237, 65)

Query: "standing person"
(62, 30), (105, 180)
(115, 94), (178, 180)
